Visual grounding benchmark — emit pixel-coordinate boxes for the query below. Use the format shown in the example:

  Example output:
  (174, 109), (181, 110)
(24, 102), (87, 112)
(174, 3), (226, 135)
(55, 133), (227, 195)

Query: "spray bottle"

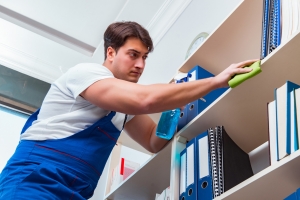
(155, 72), (191, 140)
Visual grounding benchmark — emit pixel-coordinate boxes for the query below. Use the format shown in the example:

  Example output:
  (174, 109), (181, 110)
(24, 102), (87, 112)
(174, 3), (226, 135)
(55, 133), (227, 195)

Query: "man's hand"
(214, 59), (260, 88)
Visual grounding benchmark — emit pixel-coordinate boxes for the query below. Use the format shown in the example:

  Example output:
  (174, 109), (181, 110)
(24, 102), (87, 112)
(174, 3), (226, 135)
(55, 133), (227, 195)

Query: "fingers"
(180, 105), (185, 111)
(235, 67), (252, 74)
(235, 59), (260, 68)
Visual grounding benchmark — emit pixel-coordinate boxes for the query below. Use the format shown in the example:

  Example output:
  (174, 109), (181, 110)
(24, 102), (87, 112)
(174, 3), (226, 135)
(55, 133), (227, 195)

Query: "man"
(0, 21), (257, 199)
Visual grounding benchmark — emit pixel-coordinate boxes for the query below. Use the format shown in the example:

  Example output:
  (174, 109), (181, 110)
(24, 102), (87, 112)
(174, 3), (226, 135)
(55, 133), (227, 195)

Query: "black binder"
(215, 126), (254, 195)
(207, 127), (220, 198)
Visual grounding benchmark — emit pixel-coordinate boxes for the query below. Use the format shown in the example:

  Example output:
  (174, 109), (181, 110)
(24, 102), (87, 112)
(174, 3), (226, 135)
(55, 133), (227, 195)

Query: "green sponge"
(228, 60), (262, 88)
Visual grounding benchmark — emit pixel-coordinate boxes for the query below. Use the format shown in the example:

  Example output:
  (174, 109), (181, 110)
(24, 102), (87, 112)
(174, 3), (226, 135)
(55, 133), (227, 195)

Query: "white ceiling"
(0, 0), (192, 83)
(0, 0), (242, 153)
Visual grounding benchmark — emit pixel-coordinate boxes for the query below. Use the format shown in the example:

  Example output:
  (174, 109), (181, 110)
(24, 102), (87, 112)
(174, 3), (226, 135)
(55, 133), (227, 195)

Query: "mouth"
(130, 71), (141, 76)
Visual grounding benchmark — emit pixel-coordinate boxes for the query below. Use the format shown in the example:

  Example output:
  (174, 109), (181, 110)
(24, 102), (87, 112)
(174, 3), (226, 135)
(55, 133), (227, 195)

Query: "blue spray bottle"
(155, 73), (191, 140)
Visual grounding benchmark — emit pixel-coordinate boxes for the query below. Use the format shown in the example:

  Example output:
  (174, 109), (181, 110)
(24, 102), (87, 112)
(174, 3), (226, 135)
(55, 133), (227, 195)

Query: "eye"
(142, 55), (148, 60)
(129, 52), (138, 58)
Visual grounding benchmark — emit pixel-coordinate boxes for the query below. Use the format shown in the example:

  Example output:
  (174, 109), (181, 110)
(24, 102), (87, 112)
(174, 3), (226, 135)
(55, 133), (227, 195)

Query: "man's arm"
(123, 114), (168, 153)
(81, 59), (258, 115)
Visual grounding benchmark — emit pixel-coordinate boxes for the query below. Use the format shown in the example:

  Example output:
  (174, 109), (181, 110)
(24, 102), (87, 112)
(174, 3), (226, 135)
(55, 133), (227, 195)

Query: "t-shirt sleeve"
(65, 63), (114, 99)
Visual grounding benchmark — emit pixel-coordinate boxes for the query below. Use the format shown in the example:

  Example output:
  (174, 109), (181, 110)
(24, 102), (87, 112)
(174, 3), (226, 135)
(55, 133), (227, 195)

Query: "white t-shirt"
(21, 63), (134, 140)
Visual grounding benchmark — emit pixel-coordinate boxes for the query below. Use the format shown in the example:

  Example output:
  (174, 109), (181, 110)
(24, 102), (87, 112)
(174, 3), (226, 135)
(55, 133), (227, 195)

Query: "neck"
(103, 60), (113, 73)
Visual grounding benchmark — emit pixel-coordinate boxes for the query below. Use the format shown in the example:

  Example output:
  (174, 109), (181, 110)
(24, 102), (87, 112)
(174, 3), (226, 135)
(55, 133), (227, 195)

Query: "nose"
(135, 57), (145, 69)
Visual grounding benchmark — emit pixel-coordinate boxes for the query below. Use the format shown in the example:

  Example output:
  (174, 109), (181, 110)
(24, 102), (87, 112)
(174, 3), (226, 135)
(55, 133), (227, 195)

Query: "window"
(0, 104), (29, 172)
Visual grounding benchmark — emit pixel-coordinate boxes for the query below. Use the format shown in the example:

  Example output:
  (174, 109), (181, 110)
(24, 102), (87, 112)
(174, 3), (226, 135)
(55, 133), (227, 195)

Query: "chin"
(129, 79), (139, 83)
(127, 76), (140, 83)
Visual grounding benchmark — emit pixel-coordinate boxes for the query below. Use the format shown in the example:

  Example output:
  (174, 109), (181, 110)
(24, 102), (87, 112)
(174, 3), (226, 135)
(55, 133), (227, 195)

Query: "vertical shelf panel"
(105, 142), (172, 200)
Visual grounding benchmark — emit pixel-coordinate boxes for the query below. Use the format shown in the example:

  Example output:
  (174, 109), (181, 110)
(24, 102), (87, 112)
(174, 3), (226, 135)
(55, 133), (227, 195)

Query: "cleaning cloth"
(228, 60), (262, 88)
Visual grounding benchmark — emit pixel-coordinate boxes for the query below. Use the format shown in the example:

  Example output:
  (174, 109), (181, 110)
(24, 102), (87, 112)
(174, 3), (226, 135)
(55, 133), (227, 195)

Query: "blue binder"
(186, 65), (228, 123)
(179, 149), (187, 200)
(177, 76), (189, 131)
(261, 0), (270, 59)
(186, 138), (197, 200)
(268, 0), (281, 53)
(195, 131), (213, 200)
(284, 188), (300, 200)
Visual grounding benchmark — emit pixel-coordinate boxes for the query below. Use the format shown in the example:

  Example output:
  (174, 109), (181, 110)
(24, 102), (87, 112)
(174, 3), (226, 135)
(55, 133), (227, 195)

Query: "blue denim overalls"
(0, 109), (127, 199)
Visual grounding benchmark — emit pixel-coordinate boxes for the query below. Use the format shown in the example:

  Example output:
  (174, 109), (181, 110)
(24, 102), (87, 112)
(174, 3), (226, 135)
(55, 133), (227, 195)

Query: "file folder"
(275, 81), (300, 160)
(284, 188), (300, 200)
(261, 0), (270, 59)
(290, 89), (298, 154)
(196, 131), (214, 200)
(186, 138), (197, 200)
(177, 77), (189, 131)
(179, 149), (187, 200)
(187, 65), (228, 123)
(268, 0), (281, 53)
(215, 126), (253, 194)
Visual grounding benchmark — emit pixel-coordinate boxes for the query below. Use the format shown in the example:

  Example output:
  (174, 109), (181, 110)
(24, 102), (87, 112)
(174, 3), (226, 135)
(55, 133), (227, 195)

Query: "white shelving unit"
(103, 0), (300, 199)
(104, 142), (172, 200)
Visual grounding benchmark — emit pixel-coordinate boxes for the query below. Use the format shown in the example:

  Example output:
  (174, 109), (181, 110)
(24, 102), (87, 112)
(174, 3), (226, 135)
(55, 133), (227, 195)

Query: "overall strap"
(20, 108), (40, 134)
(122, 114), (128, 130)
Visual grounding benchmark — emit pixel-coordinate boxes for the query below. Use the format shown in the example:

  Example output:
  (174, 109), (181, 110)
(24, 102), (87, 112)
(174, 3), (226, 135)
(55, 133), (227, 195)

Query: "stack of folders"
(179, 126), (253, 200)
(285, 188), (300, 200)
(268, 81), (300, 165)
(261, 0), (281, 59)
(177, 65), (228, 131)
(261, 0), (300, 59)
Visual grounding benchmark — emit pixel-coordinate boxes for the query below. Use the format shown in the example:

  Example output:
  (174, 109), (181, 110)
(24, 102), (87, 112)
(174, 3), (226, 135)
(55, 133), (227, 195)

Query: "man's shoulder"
(71, 63), (106, 70)
(66, 63), (113, 76)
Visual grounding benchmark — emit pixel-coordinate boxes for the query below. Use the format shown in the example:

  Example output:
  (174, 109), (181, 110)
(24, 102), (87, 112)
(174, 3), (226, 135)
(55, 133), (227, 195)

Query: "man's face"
(109, 37), (149, 83)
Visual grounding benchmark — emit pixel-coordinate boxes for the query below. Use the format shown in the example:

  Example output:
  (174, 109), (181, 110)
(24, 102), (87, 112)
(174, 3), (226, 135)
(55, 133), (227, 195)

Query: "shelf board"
(178, 30), (300, 153)
(104, 141), (172, 200)
(215, 150), (300, 200)
(177, 0), (263, 75)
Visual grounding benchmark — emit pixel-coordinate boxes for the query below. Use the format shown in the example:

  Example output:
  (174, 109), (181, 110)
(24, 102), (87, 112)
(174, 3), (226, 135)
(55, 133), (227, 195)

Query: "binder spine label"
(198, 136), (209, 178)
(187, 143), (195, 187)
(180, 152), (186, 196)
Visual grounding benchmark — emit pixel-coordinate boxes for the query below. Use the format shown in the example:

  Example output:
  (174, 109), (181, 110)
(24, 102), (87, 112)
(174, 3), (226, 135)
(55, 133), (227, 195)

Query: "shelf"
(178, 30), (300, 153)
(215, 150), (300, 200)
(104, 141), (172, 200)
(178, 0), (263, 76)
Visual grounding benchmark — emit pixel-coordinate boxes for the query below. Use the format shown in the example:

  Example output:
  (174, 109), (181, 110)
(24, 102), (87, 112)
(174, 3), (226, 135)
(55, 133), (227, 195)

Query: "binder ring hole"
(189, 104), (194, 110)
(180, 112), (184, 118)
(188, 188), (193, 196)
(201, 181), (208, 189)
(181, 197), (185, 200)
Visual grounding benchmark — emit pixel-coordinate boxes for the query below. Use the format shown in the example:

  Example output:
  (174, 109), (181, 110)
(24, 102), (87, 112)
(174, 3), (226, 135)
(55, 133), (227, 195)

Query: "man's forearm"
(149, 125), (173, 153)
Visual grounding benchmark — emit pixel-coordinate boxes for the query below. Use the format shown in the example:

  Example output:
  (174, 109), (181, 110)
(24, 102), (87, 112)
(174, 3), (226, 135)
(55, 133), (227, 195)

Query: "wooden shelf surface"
(215, 150), (300, 200)
(105, 142), (172, 200)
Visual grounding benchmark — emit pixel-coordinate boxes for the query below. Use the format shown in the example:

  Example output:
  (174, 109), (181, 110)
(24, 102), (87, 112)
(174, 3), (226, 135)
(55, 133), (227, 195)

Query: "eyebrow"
(128, 49), (149, 55)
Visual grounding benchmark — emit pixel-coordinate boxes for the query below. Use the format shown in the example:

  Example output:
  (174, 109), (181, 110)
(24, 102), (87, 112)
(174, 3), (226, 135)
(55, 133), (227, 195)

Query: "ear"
(106, 47), (116, 61)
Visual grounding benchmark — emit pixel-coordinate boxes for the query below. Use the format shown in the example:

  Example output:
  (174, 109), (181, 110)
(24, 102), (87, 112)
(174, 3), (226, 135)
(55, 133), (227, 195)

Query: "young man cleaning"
(0, 21), (257, 199)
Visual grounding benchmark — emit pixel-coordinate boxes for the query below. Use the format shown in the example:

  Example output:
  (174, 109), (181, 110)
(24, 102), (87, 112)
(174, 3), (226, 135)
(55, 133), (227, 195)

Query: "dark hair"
(103, 21), (154, 60)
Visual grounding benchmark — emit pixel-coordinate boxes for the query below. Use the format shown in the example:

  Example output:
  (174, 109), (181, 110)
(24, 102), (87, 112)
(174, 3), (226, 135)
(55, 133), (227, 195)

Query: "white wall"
(139, 0), (242, 85)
